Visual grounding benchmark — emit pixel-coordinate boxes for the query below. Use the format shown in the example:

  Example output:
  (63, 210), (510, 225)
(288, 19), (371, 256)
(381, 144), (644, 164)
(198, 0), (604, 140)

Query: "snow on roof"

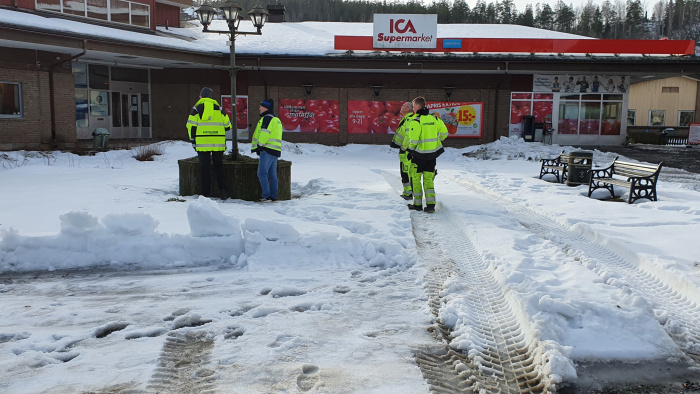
(1, 8), (591, 58)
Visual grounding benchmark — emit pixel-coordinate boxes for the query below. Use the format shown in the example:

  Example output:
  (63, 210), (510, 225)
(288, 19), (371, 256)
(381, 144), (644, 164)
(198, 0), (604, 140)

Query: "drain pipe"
(48, 39), (87, 147)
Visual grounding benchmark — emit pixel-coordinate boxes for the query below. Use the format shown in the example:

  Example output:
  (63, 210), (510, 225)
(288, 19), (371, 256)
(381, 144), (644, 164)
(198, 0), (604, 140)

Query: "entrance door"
(111, 92), (151, 139)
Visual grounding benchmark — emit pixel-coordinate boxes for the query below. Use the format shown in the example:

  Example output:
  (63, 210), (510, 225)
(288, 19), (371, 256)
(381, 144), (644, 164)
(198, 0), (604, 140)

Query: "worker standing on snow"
(390, 101), (415, 200)
(405, 96), (446, 213)
(186, 87), (231, 199)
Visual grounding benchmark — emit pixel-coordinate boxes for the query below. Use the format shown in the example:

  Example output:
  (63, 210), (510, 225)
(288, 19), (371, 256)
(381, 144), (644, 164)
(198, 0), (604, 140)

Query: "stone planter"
(178, 155), (292, 201)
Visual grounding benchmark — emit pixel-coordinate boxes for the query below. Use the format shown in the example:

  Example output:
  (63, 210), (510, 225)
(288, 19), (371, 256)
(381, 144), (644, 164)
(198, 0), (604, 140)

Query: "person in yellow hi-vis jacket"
(406, 97), (447, 213)
(252, 98), (283, 202)
(186, 87), (231, 199)
(389, 102), (415, 200)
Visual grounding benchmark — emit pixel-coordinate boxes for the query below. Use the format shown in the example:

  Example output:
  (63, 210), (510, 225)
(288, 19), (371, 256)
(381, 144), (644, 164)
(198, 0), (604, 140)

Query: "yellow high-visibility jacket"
(186, 97), (231, 152)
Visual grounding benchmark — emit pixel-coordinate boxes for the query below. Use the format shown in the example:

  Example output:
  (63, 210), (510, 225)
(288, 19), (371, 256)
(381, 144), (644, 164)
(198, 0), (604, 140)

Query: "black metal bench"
(539, 151), (570, 183)
(587, 156), (664, 204)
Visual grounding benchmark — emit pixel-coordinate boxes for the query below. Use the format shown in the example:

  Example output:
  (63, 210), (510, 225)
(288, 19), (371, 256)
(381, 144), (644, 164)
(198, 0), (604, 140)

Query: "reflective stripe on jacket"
(186, 97), (231, 152)
(408, 112), (445, 160)
(390, 113), (414, 150)
(252, 113), (283, 156)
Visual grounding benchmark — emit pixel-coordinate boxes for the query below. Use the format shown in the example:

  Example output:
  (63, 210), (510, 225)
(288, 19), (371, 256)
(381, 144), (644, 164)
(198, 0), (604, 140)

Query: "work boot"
(401, 193), (412, 200)
(407, 204), (423, 211)
(424, 205), (435, 213)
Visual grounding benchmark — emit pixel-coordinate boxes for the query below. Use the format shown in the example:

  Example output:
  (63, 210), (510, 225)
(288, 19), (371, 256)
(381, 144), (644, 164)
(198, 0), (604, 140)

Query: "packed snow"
(1, 138), (700, 392)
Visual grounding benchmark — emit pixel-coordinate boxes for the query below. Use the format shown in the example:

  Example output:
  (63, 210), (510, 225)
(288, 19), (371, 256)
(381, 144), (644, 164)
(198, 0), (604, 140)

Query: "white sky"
(2, 139), (700, 392)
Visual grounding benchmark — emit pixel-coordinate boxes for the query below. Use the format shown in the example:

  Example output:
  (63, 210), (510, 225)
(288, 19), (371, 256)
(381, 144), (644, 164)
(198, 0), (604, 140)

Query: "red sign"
(348, 101), (407, 134)
(426, 102), (484, 138)
(221, 95), (248, 140)
(278, 99), (340, 133)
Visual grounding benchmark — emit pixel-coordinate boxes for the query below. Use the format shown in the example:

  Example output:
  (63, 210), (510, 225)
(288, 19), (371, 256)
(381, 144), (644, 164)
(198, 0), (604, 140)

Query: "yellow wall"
(628, 76), (697, 127)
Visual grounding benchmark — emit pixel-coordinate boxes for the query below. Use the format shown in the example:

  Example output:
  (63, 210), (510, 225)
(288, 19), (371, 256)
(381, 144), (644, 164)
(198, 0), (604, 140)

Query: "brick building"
(2, 3), (700, 151)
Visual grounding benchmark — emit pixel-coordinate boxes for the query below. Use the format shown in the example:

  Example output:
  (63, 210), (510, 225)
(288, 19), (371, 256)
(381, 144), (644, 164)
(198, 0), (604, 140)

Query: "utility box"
(522, 115), (535, 142)
(567, 151), (593, 187)
(92, 128), (110, 151)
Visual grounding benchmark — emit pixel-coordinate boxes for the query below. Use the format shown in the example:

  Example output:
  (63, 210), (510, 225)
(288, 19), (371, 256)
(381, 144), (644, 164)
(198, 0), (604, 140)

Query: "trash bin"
(522, 115), (535, 142)
(534, 122), (544, 142)
(567, 151), (593, 187)
(92, 128), (110, 151)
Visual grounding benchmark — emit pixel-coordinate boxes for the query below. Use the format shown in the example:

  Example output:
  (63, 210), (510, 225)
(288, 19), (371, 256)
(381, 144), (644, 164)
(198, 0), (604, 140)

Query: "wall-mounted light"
(371, 85), (383, 97)
(303, 84), (314, 99)
(444, 86), (455, 99)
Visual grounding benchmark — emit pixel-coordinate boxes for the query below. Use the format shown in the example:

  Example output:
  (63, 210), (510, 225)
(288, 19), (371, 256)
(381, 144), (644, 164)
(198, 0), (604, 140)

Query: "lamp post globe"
(218, 2), (243, 22)
(194, 4), (217, 30)
(248, 4), (269, 30)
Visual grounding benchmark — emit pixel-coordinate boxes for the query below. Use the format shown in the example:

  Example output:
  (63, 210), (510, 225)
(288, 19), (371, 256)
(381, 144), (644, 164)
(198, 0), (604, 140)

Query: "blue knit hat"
(261, 98), (274, 111)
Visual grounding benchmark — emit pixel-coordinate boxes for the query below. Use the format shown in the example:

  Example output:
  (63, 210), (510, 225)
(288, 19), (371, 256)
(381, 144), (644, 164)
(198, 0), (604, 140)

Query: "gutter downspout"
(48, 39), (87, 147)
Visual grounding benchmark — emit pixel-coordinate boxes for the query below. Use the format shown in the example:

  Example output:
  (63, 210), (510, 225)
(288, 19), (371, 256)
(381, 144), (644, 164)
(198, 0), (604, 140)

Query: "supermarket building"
(1, 2), (699, 151)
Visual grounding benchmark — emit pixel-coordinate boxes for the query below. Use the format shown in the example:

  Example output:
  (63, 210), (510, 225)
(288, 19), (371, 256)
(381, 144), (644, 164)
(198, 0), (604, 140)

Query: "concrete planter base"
(178, 155), (292, 201)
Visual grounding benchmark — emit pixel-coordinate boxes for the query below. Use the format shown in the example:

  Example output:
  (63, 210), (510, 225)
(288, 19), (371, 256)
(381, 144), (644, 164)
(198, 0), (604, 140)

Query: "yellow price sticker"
(457, 105), (477, 126)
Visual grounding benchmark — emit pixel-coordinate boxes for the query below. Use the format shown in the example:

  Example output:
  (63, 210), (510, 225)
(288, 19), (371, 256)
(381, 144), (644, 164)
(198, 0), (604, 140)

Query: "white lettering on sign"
(373, 14), (437, 49)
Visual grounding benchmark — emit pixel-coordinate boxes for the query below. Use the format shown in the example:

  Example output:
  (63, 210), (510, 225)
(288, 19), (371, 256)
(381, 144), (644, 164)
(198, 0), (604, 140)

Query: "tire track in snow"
(378, 170), (556, 393)
(454, 173), (700, 363)
(146, 330), (217, 393)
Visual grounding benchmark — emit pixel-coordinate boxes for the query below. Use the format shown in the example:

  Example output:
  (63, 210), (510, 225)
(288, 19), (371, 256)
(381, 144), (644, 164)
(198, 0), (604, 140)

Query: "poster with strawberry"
(279, 99), (340, 133)
(221, 95), (249, 140)
(348, 101), (406, 134)
(425, 102), (483, 138)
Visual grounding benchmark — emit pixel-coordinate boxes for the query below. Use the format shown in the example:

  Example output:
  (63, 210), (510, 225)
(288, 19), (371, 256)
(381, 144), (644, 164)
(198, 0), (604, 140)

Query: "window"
(76, 90), (88, 127)
(649, 110), (665, 126)
(36, 0), (150, 28)
(0, 82), (23, 118)
(661, 86), (680, 93)
(88, 64), (109, 90)
(679, 110), (695, 127)
(73, 62), (87, 88)
(627, 110), (636, 126)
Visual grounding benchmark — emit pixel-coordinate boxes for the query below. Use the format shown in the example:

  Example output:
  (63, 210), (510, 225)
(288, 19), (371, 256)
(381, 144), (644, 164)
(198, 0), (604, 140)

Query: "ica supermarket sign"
(373, 14), (437, 49)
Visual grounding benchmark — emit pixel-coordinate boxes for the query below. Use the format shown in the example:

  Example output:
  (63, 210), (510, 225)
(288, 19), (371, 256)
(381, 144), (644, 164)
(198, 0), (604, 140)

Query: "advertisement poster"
(279, 99), (340, 133)
(348, 101), (407, 134)
(221, 95), (248, 140)
(510, 93), (553, 137)
(90, 91), (109, 116)
(426, 101), (483, 138)
(533, 74), (630, 94)
(688, 122), (700, 145)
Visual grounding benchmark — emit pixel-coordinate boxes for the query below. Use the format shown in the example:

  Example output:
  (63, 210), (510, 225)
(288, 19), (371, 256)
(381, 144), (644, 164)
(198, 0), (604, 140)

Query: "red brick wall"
(0, 0), (36, 10)
(0, 58), (76, 150)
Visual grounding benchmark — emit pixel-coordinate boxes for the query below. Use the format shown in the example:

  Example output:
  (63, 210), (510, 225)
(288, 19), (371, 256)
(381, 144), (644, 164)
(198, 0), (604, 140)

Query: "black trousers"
(198, 151), (227, 198)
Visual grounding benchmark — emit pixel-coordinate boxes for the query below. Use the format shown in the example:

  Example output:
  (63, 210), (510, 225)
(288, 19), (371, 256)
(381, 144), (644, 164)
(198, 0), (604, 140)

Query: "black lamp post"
(195, 2), (269, 159)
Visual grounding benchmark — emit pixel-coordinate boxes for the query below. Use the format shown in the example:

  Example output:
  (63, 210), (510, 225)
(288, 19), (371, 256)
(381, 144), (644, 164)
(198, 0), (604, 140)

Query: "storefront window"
(602, 101), (622, 135)
(73, 62), (87, 88)
(111, 67), (148, 83)
(88, 64), (109, 90)
(580, 101), (601, 135)
(558, 100), (579, 135)
(627, 110), (636, 126)
(0, 82), (22, 118)
(111, 92), (121, 127)
(75, 90), (88, 127)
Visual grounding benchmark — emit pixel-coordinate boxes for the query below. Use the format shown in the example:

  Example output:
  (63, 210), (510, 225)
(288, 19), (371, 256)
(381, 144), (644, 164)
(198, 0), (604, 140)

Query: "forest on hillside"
(187, 0), (700, 42)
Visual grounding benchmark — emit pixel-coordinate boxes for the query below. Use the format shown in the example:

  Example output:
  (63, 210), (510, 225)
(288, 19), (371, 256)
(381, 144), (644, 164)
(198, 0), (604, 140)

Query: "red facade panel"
(0, 0), (36, 9)
(155, 4), (180, 28)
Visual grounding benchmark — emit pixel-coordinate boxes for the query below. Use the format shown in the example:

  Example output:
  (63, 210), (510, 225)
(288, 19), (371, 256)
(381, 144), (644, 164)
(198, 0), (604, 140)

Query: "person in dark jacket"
(186, 87), (231, 199)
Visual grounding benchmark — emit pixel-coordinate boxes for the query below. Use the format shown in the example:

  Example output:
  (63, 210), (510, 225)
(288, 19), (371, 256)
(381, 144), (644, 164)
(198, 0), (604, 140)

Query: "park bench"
(587, 156), (663, 204)
(539, 151), (570, 183)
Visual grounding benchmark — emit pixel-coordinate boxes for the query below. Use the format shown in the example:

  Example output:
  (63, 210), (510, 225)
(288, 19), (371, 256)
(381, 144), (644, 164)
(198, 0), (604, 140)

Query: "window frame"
(627, 109), (636, 126)
(0, 81), (24, 119)
(678, 110), (695, 127)
(35, 0), (150, 28)
(649, 110), (666, 126)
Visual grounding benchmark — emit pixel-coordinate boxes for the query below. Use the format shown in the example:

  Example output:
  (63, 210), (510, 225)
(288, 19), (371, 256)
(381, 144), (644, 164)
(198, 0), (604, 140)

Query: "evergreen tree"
(517, 4), (535, 26)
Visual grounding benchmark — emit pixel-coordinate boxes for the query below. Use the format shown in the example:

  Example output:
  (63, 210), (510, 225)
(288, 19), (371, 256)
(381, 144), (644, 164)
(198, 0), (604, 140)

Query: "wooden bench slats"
(587, 156), (663, 204)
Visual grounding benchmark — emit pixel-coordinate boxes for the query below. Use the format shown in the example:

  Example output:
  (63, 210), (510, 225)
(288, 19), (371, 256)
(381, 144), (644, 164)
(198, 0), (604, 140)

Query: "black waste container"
(522, 115), (535, 142)
(567, 151), (593, 186)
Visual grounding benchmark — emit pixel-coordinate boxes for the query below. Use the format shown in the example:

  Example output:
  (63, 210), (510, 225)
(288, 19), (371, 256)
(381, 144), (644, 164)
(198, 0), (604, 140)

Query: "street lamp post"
(195, 2), (268, 160)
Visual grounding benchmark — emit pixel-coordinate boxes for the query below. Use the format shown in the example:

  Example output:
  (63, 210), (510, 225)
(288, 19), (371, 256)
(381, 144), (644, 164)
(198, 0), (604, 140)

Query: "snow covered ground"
(1, 138), (699, 393)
